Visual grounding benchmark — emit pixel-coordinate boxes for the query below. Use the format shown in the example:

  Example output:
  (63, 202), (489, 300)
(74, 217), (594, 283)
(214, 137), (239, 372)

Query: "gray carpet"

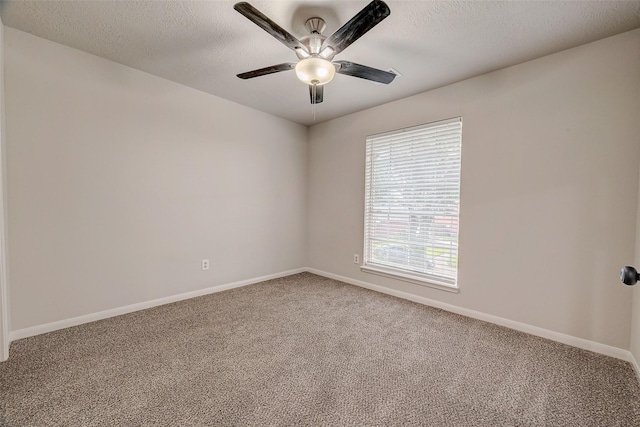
(1, 272), (639, 426)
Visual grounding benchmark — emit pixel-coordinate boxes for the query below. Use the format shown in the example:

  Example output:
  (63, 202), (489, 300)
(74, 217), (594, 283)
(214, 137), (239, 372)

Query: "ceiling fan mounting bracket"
(305, 17), (326, 35)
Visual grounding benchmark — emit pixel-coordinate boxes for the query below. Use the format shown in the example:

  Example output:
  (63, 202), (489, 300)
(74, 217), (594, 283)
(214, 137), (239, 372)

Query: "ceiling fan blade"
(234, 2), (309, 54)
(334, 60), (396, 84)
(237, 63), (296, 79)
(321, 0), (390, 56)
(309, 85), (324, 104)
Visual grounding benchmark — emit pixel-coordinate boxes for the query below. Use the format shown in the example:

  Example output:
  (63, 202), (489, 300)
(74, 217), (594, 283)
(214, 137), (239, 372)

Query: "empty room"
(0, 0), (639, 425)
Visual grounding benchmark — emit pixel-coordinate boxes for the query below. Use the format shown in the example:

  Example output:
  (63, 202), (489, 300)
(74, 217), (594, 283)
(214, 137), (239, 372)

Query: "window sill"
(360, 264), (459, 294)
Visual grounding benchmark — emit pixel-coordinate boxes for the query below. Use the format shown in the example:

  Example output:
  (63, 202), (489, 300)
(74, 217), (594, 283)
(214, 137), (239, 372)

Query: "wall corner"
(0, 17), (10, 362)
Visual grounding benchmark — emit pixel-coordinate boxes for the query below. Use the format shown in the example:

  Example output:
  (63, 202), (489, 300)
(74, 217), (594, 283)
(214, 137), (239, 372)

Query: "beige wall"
(308, 29), (640, 350)
(4, 24), (640, 355)
(4, 28), (308, 331)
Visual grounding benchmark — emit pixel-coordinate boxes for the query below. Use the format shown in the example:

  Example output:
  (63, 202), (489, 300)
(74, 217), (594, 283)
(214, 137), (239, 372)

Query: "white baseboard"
(7, 266), (638, 376)
(9, 267), (306, 342)
(306, 268), (633, 363)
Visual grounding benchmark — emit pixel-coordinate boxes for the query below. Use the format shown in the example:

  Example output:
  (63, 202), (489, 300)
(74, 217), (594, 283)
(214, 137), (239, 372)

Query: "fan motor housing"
(298, 35), (325, 57)
(295, 17), (335, 60)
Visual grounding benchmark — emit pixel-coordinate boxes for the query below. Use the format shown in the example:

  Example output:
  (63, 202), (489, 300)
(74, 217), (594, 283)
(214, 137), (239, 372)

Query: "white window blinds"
(363, 117), (462, 288)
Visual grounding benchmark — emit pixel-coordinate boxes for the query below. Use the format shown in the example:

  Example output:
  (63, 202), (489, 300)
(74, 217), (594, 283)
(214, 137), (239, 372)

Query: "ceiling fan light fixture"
(235, 1), (394, 104)
(295, 57), (336, 85)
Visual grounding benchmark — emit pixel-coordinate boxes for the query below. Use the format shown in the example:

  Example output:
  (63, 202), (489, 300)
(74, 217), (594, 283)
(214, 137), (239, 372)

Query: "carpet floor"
(1, 272), (639, 426)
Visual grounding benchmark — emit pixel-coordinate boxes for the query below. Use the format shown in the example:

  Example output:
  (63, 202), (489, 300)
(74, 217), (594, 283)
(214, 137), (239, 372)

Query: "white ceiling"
(1, 1), (639, 126)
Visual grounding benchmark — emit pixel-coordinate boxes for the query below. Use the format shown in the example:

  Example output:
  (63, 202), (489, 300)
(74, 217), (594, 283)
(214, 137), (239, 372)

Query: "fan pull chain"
(311, 81), (318, 121)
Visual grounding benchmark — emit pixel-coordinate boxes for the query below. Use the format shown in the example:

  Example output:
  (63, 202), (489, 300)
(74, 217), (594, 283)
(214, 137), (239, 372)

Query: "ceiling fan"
(234, 0), (396, 104)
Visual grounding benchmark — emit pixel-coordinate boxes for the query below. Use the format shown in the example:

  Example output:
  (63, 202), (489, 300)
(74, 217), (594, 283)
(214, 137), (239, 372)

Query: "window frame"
(361, 117), (462, 293)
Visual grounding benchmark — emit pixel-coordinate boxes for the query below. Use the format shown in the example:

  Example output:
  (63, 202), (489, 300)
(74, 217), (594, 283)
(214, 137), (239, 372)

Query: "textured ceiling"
(1, 1), (639, 126)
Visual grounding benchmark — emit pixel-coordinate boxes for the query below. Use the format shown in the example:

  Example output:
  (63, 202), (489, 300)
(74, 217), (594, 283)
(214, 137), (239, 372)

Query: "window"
(362, 117), (462, 291)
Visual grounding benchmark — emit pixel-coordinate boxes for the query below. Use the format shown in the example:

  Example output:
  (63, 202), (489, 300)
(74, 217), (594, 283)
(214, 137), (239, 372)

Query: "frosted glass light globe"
(295, 58), (336, 85)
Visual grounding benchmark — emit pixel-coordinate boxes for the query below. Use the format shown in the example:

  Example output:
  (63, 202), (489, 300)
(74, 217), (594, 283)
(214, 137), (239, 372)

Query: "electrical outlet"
(353, 254), (360, 264)
(201, 259), (210, 271)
